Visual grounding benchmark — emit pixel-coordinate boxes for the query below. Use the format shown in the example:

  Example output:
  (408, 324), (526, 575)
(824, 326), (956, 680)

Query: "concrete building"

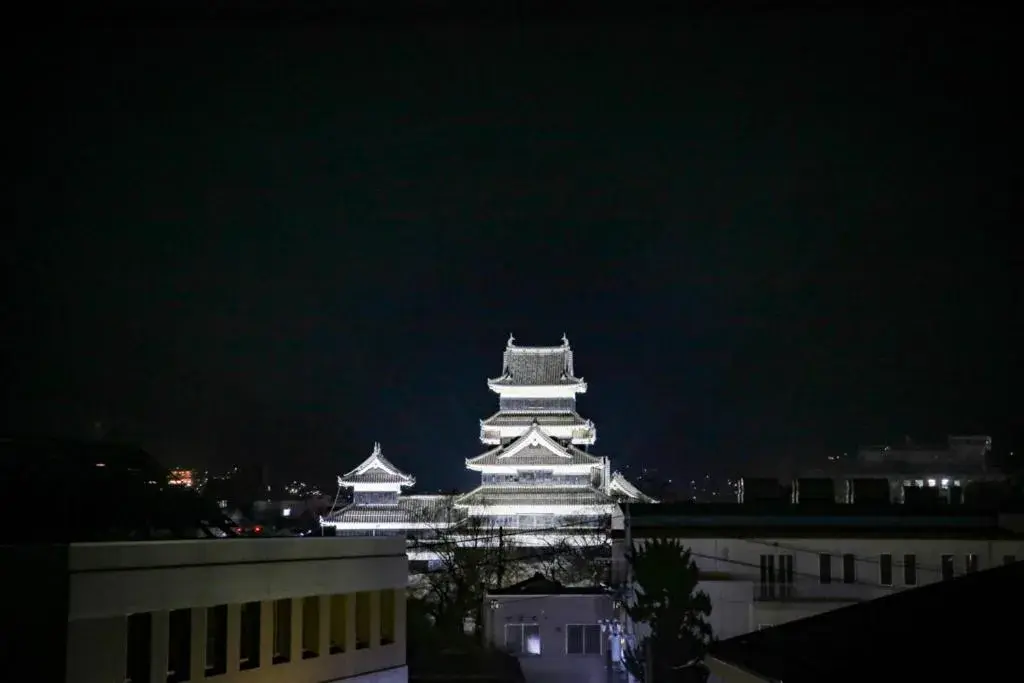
(7, 536), (408, 683)
(706, 559), (1024, 683)
(483, 574), (621, 683)
(615, 503), (1024, 640)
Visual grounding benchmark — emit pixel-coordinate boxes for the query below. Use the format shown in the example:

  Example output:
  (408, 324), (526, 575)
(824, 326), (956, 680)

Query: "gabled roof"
(487, 335), (585, 387)
(708, 560), (1024, 683)
(608, 471), (658, 503)
(338, 442), (415, 487)
(466, 423), (602, 469)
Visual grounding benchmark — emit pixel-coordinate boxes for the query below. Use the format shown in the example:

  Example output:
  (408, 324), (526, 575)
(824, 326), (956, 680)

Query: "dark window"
(778, 555), (794, 584)
(879, 554), (892, 586)
(758, 555), (774, 599)
(818, 553), (832, 584)
(903, 554), (917, 585)
(329, 594), (347, 654)
(941, 554), (955, 580)
(355, 592), (371, 649)
(842, 554), (856, 583)
(240, 602), (261, 670)
(380, 590), (396, 645)
(167, 609), (191, 682)
(205, 605), (227, 676)
(566, 624), (602, 655)
(966, 554), (979, 573)
(273, 599), (292, 664)
(302, 596), (320, 659)
(1004, 555), (1017, 565)
(126, 612), (152, 683)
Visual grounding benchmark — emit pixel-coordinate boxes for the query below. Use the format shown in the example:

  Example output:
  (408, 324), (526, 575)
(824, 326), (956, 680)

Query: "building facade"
(616, 505), (1024, 641)
(322, 337), (652, 543)
(8, 537), (409, 683)
(483, 574), (622, 683)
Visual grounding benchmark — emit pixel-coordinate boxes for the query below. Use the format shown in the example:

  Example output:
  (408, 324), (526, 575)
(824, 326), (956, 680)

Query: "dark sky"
(5, 9), (1019, 490)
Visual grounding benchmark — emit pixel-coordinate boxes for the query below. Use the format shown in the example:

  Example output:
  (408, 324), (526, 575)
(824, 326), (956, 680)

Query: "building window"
(818, 553), (832, 584)
(273, 599), (292, 664)
(566, 624), (602, 655)
(903, 554), (917, 586)
(237, 602), (260, 671)
(329, 594), (347, 654)
(842, 554), (856, 584)
(1004, 555), (1017, 565)
(941, 554), (955, 581)
(380, 590), (397, 645)
(966, 554), (978, 573)
(166, 608), (191, 682)
(302, 596), (321, 659)
(778, 554), (794, 584)
(879, 554), (892, 586)
(125, 612), (152, 683)
(758, 554), (775, 598)
(205, 605), (228, 676)
(505, 623), (541, 655)
(355, 592), (371, 649)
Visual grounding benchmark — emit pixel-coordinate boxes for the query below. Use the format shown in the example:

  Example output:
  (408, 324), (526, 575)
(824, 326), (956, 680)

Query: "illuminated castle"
(322, 336), (654, 539)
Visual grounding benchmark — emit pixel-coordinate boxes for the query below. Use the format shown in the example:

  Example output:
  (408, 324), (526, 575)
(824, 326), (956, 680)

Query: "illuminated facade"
(322, 336), (653, 541)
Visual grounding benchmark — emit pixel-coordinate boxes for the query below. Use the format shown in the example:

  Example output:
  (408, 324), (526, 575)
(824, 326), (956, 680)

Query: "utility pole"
(643, 638), (653, 683)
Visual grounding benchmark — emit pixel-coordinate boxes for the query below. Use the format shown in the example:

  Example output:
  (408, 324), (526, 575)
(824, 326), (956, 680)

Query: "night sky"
(5, 8), (1019, 490)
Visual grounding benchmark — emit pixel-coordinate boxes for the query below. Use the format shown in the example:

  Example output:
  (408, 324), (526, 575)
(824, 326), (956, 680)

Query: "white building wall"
(621, 535), (1024, 636)
(64, 537), (408, 683)
(483, 594), (615, 683)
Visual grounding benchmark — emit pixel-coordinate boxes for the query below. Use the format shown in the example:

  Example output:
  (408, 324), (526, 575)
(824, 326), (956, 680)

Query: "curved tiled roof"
(323, 495), (462, 525)
(608, 471), (658, 503)
(338, 442), (415, 487)
(455, 485), (615, 508)
(480, 411), (590, 427)
(488, 339), (584, 386)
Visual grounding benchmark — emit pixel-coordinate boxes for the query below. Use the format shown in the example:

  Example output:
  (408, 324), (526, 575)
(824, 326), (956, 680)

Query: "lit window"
(505, 623), (541, 656)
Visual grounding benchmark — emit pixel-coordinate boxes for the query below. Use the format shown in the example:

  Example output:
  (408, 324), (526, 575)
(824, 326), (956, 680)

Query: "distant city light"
(168, 469), (195, 487)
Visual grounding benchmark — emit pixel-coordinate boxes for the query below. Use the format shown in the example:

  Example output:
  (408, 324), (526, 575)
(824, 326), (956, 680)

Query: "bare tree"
(409, 501), (526, 636)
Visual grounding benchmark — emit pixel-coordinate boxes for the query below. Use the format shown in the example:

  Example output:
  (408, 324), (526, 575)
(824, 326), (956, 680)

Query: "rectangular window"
(966, 554), (978, 573)
(941, 554), (955, 580)
(380, 590), (396, 645)
(505, 623), (541, 655)
(758, 555), (774, 598)
(167, 609), (191, 682)
(329, 594), (347, 654)
(879, 554), (892, 586)
(125, 612), (152, 683)
(842, 554), (856, 584)
(302, 596), (321, 659)
(903, 554), (917, 585)
(273, 599), (292, 664)
(239, 602), (260, 670)
(1004, 555), (1017, 565)
(205, 605), (228, 676)
(566, 624), (602, 654)
(818, 553), (832, 584)
(778, 555), (794, 584)
(355, 592), (371, 649)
